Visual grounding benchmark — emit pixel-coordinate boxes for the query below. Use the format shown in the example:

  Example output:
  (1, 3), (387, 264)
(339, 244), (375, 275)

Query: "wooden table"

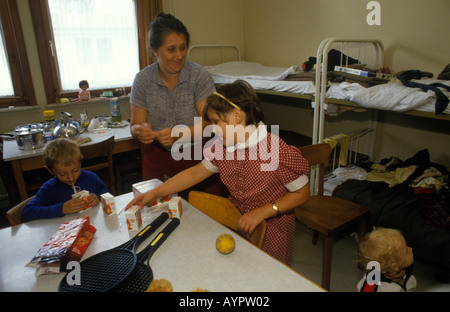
(2, 126), (139, 201)
(0, 192), (324, 293)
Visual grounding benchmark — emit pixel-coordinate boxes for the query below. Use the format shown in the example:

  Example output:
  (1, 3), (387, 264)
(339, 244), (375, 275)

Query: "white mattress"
(205, 61), (450, 115)
(205, 61), (316, 95)
(326, 79), (450, 114)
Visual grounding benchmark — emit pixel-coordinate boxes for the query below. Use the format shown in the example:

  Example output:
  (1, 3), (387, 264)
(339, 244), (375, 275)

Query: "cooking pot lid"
(15, 123), (44, 132)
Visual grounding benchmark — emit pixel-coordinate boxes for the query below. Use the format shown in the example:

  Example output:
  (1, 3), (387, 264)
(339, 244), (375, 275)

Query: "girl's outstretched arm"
(126, 163), (214, 209)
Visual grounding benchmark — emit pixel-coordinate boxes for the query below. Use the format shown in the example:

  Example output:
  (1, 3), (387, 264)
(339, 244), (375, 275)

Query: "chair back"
(6, 195), (35, 226)
(188, 191), (267, 248)
(299, 143), (331, 196)
(79, 136), (115, 194)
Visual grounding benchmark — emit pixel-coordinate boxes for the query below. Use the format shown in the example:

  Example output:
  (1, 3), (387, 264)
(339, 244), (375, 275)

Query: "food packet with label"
(26, 217), (96, 276)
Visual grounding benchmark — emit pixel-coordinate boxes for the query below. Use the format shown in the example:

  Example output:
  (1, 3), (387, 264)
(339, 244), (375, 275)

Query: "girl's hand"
(237, 209), (265, 235)
(125, 191), (157, 210)
(63, 198), (86, 214)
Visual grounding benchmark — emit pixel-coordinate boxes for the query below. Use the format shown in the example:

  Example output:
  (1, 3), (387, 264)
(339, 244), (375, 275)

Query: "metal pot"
(53, 112), (80, 139)
(15, 124), (45, 150)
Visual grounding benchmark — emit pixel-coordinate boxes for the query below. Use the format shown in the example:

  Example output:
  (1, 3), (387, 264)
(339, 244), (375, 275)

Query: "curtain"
(136, 0), (162, 69)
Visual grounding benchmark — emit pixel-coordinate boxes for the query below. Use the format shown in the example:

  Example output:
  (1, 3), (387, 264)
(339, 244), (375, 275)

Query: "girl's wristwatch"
(272, 201), (281, 215)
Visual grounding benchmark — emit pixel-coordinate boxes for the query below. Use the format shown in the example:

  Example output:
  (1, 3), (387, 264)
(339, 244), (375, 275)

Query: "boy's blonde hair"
(358, 227), (405, 274)
(43, 138), (82, 170)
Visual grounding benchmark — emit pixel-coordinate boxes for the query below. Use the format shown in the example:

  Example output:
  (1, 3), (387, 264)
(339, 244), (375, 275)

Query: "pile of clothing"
(356, 149), (449, 227)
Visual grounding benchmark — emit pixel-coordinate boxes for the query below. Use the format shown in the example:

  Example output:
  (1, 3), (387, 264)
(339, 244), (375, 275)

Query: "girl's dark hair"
(203, 80), (264, 125)
(149, 12), (190, 51)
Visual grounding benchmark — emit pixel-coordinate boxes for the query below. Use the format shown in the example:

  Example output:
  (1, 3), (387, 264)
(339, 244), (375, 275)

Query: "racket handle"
(138, 218), (180, 262)
(135, 212), (169, 244)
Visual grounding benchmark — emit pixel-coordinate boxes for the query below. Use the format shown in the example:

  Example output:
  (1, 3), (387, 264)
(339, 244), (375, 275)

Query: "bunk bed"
(188, 39), (450, 273)
(188, 40), (450, 148)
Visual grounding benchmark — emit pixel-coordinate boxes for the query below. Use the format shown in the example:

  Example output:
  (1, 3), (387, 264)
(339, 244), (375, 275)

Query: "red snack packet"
(26, 217), (96, 275)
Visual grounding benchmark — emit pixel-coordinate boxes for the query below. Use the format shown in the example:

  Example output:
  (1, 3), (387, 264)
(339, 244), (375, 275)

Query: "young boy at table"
(357, 227), (417, 292)
(126, 80), (310, 265)
(21, 138), (109, 222)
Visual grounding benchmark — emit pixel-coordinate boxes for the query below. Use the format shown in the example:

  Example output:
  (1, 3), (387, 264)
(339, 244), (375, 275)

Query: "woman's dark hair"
(203, 80), (265, 125)
(149, 12), (190, 51)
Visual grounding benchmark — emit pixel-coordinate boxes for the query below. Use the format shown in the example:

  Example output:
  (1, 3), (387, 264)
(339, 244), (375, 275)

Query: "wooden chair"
(6, 195), (35, 226)
(188, 191), (267, 248)
(296, 143), (369, 291)
(114, 143), (143, 194)
(80, 136), (116, 195)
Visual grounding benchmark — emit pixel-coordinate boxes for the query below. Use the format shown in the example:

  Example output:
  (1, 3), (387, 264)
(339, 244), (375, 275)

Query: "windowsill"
(0, 95), (129, 114)
(0, 105), (40, 113)
(46, 95), (130, 108)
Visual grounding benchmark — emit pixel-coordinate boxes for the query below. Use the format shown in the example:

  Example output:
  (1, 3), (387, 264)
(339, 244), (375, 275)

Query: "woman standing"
(129, 13), (227, 198)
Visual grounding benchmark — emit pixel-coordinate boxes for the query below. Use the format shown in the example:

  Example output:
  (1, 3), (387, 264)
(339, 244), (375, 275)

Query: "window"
(0, 0), (36, 108)
(0, 20), (14, 97)
(30, 0), (162, 104)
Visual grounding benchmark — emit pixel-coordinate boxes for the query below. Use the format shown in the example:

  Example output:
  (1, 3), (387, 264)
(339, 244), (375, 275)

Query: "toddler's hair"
(358, 227), (405, 274)
(43, 138), (82, 170)
(203, 80), (264, 125)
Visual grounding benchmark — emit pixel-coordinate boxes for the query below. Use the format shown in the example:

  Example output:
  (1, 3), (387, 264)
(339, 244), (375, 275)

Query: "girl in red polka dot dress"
(127, 80), (310, 265)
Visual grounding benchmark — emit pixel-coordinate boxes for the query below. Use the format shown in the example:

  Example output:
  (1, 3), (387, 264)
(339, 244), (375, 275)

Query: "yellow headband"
(213, 92), (240, 110)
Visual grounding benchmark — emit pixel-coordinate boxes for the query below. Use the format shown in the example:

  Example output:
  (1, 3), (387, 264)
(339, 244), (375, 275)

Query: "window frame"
(29, 0), (162, 104)
(0, 0), (37, 109)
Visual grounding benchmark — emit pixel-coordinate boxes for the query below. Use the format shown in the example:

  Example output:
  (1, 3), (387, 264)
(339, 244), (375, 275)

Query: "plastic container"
(110, 97), (122, 123)
(43, 110), (55, 142)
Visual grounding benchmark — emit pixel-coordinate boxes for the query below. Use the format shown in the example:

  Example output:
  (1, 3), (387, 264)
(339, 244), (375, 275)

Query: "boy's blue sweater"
(21, 170), (109, 222)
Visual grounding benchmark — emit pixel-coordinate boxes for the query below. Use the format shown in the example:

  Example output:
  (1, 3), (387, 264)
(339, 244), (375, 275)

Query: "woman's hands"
(153, 128), (178, 147)
(132, 123), (178, 147)
(132, 123), (156, 144)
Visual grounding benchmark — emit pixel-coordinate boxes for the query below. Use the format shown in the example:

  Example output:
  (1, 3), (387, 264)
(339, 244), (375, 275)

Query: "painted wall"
(1, 0), (449, 167)
(240, 0), (450, 167)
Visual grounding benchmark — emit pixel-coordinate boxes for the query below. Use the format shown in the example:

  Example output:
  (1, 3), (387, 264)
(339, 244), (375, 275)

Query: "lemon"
(216, 233), (235, 254)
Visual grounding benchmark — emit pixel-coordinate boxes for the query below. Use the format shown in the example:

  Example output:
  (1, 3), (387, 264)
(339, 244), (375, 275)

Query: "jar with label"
(110, 97), (122, 123)
(43, 110), (55, 142)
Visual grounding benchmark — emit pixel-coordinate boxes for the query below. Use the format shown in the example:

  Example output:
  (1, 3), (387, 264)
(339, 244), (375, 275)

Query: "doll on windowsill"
(78, 80), (91, 102)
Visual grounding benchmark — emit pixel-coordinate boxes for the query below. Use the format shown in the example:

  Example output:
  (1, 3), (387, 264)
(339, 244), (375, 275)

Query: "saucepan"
(53, 112), (80, 139)
(14, 123), (45, 150)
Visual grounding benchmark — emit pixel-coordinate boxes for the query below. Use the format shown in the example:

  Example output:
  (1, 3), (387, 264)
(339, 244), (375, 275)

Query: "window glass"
(47, 0), (140, 91)
(0, 19), (14, 97)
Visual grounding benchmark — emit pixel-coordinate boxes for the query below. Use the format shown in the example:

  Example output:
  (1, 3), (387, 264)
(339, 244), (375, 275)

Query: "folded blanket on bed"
(206, 61), (303, 81)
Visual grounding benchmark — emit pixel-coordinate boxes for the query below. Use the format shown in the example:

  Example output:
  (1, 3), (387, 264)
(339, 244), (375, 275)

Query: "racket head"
(59, 249), (137, 292)
(58, 212), (169, 292)
(119, 263), (153, 292)
(117, 218), (181, 292)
